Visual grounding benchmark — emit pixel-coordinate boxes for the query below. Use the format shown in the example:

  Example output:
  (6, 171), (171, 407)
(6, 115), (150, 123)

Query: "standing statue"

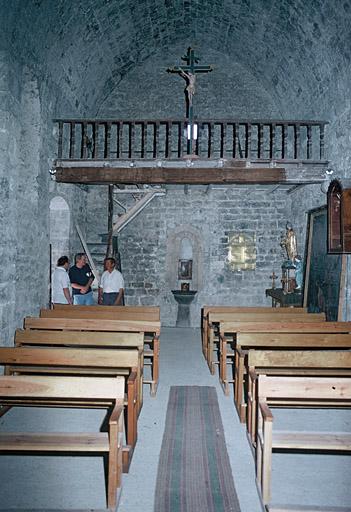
(280, 222), (298, 263)
(179, 70), (196, 106)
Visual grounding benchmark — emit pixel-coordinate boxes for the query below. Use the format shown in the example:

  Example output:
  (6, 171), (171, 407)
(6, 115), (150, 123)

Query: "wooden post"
(81, 122), (88, 159)
(320, 122), (325, 160)
(142, 122), (147, 158)
(270, 123), (276, 160)
(58, 121), (63, 159)
(93, 122), (99, 159)
(105, 122), (111, 159)
(307, 124), (312, 159)
(69, 122), (75, 159)
(246, 123), (251, 159)
(294, 123), (300, 160)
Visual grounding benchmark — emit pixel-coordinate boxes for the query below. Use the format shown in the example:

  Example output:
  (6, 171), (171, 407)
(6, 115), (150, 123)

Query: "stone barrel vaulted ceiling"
(4, 0), (351, 122)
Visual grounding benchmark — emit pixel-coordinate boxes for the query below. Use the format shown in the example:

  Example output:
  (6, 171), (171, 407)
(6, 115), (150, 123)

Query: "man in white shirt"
(98, 257), (124, 306)
(52, 255), (72, 305)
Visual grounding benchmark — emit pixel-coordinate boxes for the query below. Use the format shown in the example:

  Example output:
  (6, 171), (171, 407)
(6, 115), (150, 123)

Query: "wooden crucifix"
(167, 47), (213, 155)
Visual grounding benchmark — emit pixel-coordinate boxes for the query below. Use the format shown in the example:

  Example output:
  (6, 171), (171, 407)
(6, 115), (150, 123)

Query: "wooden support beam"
(55, 166), (286, 185)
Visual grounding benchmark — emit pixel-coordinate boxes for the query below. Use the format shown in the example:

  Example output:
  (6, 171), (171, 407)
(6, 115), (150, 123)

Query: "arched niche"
(49, 196), (70, 269)
(166, 226), (203, 292)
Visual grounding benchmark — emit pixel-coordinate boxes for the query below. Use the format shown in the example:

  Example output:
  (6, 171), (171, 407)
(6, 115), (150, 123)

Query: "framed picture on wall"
(178, 259), (193, 280)
(303, 206), (346, 320)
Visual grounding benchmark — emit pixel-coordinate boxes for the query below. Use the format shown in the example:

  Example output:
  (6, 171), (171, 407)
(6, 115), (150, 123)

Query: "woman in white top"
(52, 255), (72, 305)
(98, 257), (124, 306)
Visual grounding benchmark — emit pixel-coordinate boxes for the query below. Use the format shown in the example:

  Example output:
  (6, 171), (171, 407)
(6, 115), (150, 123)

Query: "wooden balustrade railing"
(54, 118), (328, 163)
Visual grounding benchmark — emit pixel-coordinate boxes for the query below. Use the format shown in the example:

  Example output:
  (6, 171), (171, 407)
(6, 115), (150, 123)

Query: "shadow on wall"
(49, 196), (70, 270)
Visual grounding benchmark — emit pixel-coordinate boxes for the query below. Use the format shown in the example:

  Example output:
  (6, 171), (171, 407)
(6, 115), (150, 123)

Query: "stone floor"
(0, 327), (350, 511)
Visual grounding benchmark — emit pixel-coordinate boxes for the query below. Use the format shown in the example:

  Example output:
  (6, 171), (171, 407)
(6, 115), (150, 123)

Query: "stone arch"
(166, 225), (203, 292)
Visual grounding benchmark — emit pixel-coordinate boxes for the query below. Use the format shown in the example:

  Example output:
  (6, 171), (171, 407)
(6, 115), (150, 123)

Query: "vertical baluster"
(116, 123), (120, 158)
(294, 123), (300, 160)
(307, 124), (312, 159)
(154, 122), (160, 158)
(105, 122), (111, 159)
(209, 122), (214, 158)
(178, 122), (183, 158)
(129, 122), (135, 158)
(233, 123), (238, 158)
(119, 122), (123, 158)
(319, 123), (325, 160)
(142, 122), (147, 158)
(246, 123), (251, 160)
(221, 122), (227, 158)
(196, 122), (202, 157)
(69, 122), (75, 159)
(57, 121), (63, 159)
(166, 122), (172, 158)
(81, 122), (87, 159)
(270, 123), (276, 160)
(282, 124), (288, 159)
(258, 123), (264, 159)
(108, 185), (113, 232)
(93, 122), (99, 159)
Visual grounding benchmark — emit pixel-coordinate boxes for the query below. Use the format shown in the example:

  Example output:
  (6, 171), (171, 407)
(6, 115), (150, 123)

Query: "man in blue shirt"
(69, 253), (95, 305)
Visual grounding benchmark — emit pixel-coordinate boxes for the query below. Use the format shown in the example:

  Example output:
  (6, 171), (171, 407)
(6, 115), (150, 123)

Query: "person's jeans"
(73, 291), (94, 305)
(102, 292), (119, 305)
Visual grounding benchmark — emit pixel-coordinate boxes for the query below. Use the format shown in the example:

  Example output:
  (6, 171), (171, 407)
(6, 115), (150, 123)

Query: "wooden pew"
(205, 310), (319, 375)
(242, 347), (351, 440)
(25, 316), (160, 396)
(15, 328), (144, 415)
(210, 313), (326, 393)
(201, 306), (307, 361)
(0, 346), (140, 471)
(255, 375), (351, 508)
(40, 310), (161, 396)
(51, 304), (160, 321)
(219, 321), (351, 400)
(0, 375), (124, 510)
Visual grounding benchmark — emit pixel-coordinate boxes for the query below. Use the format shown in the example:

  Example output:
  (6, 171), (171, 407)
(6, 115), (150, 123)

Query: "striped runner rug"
(154, 386), (241, 512)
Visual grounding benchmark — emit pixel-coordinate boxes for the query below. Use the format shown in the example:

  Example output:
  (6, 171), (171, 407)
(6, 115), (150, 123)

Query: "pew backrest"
(24, 316), (161, 335)
(220, 321), (351, 335)
(53, 303), (160, 320)
(248, 349), (351, 368)
(236, 332), (351, 349)
(209, 312), (325, 323)
(15, 328), (144, 349)
(0, 375), (124, 401)
(46, 306), (160, 322)
(203, 306), (307, 318)
(0, 347), (140, 372)
(258, 375), (351, 401)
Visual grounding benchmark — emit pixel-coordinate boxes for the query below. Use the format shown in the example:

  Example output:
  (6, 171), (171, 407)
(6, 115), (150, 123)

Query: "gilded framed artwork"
(228, 232), (256, 271)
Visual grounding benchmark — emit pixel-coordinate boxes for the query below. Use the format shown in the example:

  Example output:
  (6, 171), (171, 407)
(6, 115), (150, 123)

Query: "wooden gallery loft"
(52, 118), (329, 188)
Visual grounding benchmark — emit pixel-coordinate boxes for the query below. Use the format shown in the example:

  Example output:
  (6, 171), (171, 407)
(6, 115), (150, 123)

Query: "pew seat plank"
(272, 431), (351, 451)
(0, 432), (109, 451)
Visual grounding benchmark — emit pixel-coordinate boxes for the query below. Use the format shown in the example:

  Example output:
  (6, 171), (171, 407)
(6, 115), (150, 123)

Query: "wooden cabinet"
(327, 179), (351, 253)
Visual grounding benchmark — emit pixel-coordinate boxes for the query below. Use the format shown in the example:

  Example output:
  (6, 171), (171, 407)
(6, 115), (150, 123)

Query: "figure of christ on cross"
(167, 47), (213, 116)
(179, 70), (196, 106)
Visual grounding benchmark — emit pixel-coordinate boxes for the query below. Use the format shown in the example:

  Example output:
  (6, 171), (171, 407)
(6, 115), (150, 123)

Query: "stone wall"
(98, 46), (282, 119)
(114, 186), (290, 326)
(0, 46), (88, 346)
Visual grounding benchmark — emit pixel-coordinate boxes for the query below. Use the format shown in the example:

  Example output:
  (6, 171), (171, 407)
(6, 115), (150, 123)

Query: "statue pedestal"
(171, 290), (197, 327)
